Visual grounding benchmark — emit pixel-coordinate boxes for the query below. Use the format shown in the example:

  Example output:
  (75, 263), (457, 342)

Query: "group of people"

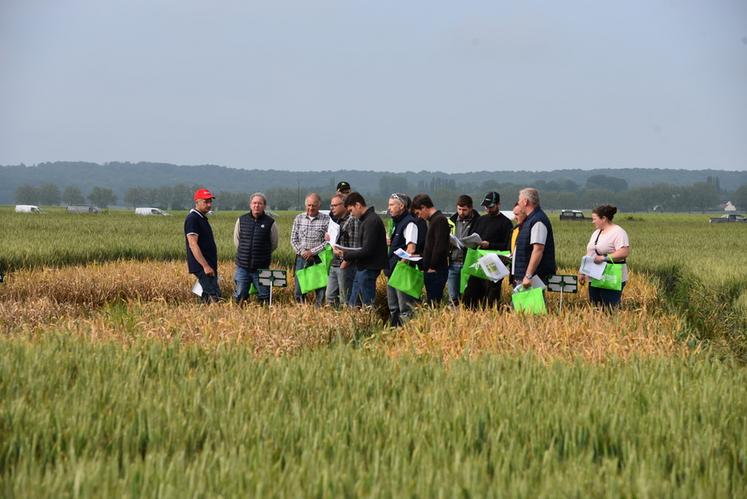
(184, 182), (631, 322)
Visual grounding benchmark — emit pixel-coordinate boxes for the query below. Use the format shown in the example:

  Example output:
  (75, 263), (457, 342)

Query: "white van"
(15, 205), (41, 214)
(135, 207), (169, 216)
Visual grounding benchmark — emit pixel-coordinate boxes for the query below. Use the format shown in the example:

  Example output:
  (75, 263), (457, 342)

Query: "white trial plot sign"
(547, 275), (578, 293)
(258, 269), (287, 287)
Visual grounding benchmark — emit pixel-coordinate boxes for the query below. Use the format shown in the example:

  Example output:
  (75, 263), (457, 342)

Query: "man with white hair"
(514, 187), (557, 287)
(291, 192), (330, 305)
(233, 192), (278, 304)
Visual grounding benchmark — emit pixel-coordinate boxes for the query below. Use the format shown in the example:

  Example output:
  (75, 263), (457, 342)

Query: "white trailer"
(15, 205), (41, 214)
(135, 207), (169, 216)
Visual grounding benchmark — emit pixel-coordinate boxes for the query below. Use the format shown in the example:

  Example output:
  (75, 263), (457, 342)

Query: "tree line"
(14, 176), (747, 213)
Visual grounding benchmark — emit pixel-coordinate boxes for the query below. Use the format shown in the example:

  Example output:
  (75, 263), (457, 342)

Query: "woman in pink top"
(578, 205), (630, 307)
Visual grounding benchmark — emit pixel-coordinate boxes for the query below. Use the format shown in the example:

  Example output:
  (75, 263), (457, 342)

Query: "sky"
(1, 0), (746, 172)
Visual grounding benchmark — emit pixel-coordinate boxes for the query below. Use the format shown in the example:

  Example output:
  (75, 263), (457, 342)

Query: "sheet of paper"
(579, 255), (607, 280)
(394, 248), (423, 261)
(460, 233), (483, 249)
(335, 244), (362, 251)
(192, 280), (202, 296)
(512, 275), (547, 293)
(450, 234), (464, 249)
(477, 253), (509, 282)
(326, 220), (340, 246)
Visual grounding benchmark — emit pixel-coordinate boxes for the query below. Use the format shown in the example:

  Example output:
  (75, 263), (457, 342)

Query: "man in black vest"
(385, 193), (422, 326)
(514, 187), (557, 288)
(185, 188), (221, 303)
(233, 193), (278, 304)
(462, 191), (513, 309)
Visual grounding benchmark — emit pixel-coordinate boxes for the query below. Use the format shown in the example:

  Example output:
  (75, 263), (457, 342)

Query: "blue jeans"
(424, 268), (449, 306)
(447, 263), (462, 305)
(294, 256), (326, 306)
(589, 281), (627, 308)
(193, 269), (221, 303)
(326, 265), (356, 307)
(233, 266), (270, 303)
(348, 269), (380, 307)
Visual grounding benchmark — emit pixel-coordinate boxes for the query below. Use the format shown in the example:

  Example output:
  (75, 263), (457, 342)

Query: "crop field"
(1, 207), (746, 497)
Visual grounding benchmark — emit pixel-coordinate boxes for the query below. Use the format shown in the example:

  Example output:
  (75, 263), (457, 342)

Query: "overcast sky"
(1, 0), (745, 172)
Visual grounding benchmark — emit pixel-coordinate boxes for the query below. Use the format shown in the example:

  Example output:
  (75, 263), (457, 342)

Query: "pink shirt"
(586, 224), (630, 282)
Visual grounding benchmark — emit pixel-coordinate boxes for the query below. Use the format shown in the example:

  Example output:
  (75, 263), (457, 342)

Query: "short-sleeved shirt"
(586, 224), (630, 281)
(530, 222), (548, 245)
(185, 209), (218, 274)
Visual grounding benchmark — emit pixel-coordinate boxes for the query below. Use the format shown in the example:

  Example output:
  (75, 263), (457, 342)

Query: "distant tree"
(15, 184), (39, 204)
(88, 186), (117, 208)
(686, 182), (719, 212)
(585, 175), (629, 193)
(733, 184), (747, 211)
(38, 183), (62, 205)
(170, 184), (193, 210)
(378, 175), (409, 197)
(62, 186), (85, 205)
(123, 187), (147, 208)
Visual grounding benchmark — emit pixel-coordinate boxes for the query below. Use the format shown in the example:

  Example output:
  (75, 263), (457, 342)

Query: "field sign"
(258, 269), (287, 307)
(258, 269), (287, 288)
(547, 275), (578, 293)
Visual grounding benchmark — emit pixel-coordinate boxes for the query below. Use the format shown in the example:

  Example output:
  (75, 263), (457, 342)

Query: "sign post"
(257, 269), (287, 307)
(546, 275), (578, 312)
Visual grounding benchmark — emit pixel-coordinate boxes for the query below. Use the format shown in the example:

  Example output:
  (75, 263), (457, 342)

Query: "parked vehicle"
(135, 207), (169, 216)
(559, 210), (587, 221)
(67, 205), (100, 214)
(15, 205), (41, 214)
(709, 214), (747, 224)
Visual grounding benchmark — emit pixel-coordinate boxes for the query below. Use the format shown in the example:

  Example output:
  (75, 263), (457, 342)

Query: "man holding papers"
(412, 194), (451, 306)
(463, 191), (513, 308)
(514, 188), (557, 288)
(325, 193), (360, 307)
(447, 195), (481, 306)
(384, 193), (422, 326)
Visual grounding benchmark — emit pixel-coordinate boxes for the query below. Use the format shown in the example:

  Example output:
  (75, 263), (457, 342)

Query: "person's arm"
(343, 220), (373, 261)
(403, 222), (418, 255)
(233, 218), (240, 248)
(187, 234), (214, 276)
(270, 223), (279, 251)
(290, 216), (303, 255)
(521, 244), (545, 287)
(428, 218), (450, 271)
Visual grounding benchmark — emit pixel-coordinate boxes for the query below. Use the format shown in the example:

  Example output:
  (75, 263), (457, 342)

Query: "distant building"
(724, 201), (737, 212)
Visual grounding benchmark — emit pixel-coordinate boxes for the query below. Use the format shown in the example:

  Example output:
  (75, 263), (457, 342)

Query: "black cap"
(481, 191), (500, 207)
(336, 181), (351, 192)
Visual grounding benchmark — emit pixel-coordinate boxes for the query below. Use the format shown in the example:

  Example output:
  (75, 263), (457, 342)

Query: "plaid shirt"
(290, 212), (330, 256)
(332, 213), (362, 266)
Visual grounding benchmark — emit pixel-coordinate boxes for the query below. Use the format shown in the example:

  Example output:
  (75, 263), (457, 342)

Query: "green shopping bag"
(460, 248), (511, 293)
(249, 282), (258, 295)
(388, 261), (424, 299)
(296, 261), (329, 294)
(511, 287), (547, 315)
(318, 245), (334, 272)
(590, 263), (623, 291)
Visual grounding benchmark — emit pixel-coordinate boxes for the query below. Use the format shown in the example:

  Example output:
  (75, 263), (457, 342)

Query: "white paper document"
(512, 275), (547, 293)
(450, 233), (483, 249)
(326, 220), (340, 246)
(579, 256), (607, 280)
(192, 280), (203, 296)
(394, 248), (423, 261)
(477, 253), (509, 282)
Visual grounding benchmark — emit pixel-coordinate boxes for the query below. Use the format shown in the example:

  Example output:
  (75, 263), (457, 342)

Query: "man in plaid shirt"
(291, 193), (331, 305)
(325, 193), (362, 306)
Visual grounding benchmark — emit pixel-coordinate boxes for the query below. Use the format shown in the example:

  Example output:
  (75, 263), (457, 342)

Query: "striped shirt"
(290, 212), (330, 256)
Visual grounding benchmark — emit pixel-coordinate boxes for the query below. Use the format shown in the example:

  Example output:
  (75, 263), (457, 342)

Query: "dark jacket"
(514, 207), (557, 280)
(449, 210), (480, 264)
(235, 212), (274, 270)
(472, 212), (513, 251)
(423, 210), (450, 271)
(343, 207), (388, 271)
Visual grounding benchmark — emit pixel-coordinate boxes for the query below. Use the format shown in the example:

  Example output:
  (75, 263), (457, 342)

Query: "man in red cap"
(185, 188), (221, 302)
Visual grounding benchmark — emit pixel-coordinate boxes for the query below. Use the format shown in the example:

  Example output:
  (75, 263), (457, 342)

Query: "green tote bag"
(590, 263), (623, 291)
(388, 261), (424, 299)
(296, 261), (329, 294)
(511, 287), (547, 315)
(460, 248), (511, 293)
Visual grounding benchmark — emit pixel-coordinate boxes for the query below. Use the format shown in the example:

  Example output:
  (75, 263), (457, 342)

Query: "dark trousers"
(423, 268), (449, 306)
(462, 276), (503, 309)
(194, 269), (222, 303)
(589, 281), (627, 308)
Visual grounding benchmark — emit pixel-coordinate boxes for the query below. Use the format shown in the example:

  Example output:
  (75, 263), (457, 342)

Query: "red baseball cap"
(194, 188), (215, 201)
